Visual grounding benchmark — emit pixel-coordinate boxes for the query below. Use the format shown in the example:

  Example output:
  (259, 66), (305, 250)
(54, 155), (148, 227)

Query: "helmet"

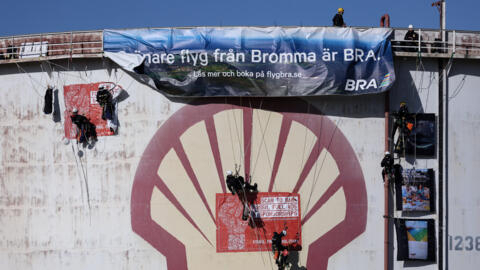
(226, 170), (232, 176)
(338, 8), (344, 13)
(72, 108), (78, 113)
(282, 230), (287, 236)
(408, 24), (413, 29)
(385, 151), (390, 155)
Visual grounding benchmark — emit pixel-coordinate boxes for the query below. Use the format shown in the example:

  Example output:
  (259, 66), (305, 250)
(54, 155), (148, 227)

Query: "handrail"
(1, 27), (480, 63)
(0, 31), (103, 62)
(391, 28), (480, 57)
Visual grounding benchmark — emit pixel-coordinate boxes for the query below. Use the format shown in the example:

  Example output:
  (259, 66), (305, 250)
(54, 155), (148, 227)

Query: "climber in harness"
(96, 84), (120, 134)
(226, 170), (258, 195)
(272, 228), (289, 270)
(391, 102), (414, 154)
(226, 170), (242, 195)
(225, 166), (258, 220)
(381, 151), (394, 182)
(70, 108), (97, 145)
(96, 85), (114, 121)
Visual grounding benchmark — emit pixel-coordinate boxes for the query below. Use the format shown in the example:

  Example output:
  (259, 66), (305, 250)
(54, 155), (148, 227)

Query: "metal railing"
(391, 28), (480, 58)
(0, 30), (103, 62)
(1, 28), (480, 63)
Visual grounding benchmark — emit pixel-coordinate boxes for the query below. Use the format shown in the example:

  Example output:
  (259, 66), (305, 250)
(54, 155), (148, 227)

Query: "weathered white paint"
(0, 59), (174, 270)
(446, 59), (480, 269)
(0, 55), (478, 270)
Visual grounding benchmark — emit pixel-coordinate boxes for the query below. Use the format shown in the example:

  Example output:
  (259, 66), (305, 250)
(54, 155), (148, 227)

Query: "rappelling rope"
(250, 99), (271, 179)
(235, 98), (275, 267)
(231, 98), (282, 270)
(70, 142), (92, 217)
(225, 97), (240, 167)
(14, 63), (43, 97)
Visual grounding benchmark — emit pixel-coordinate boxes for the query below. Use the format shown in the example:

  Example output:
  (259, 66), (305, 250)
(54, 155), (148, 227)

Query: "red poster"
(63, 82), (122, 139)
(216, 192), (301, 252)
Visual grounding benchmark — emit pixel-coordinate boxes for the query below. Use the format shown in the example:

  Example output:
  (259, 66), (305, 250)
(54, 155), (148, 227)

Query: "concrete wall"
(0, 56), (477, 269)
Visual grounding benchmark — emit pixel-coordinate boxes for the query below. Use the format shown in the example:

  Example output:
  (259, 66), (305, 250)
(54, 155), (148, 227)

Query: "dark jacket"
(381, 154), (394, 169)
(71, 114), (97, 142)
(272, 231), (286, 252)
(404, 30), (419, 41)
(226, 175), (243, 194)
(97, 89), (115, 120)
(332, 13), (345, 27)
(71, 114), (88, 127)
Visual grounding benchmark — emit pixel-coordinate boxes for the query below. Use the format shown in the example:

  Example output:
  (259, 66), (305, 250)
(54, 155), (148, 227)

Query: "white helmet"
(385, 151), (390, 155)
(226, 170), (233, 176)
(72, 108), (78, 113)
(282, 230), (287, 236)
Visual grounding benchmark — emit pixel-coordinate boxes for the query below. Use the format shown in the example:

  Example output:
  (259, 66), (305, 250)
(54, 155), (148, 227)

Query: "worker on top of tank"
(403, 25), (420, 52)
(332, 8), (346, 27)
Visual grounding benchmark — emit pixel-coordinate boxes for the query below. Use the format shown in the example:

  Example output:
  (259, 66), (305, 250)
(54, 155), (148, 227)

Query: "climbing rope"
(15, 63), (43, 97)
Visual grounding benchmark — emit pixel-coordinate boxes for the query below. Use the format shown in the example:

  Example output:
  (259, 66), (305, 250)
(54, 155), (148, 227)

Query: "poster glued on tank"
(63, 82), (123, 139)
(406, 113), (436, 157)
(394, 218), (435, 261)
(396, 168), (435, 212)
(216, 192), (301, 253)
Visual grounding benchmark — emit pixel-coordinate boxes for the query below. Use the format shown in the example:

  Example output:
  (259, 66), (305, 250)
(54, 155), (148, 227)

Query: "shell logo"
(131, 99), (367, 270)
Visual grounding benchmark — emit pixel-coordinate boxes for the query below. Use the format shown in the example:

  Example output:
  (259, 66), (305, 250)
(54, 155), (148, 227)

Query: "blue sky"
(2, 0), (477, 36)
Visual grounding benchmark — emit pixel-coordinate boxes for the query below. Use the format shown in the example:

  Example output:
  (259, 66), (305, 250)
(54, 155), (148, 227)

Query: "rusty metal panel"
(0, 31), (102, 60)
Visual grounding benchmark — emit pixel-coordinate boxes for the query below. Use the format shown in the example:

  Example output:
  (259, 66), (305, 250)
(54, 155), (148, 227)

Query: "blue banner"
(104, 27), (395, 97)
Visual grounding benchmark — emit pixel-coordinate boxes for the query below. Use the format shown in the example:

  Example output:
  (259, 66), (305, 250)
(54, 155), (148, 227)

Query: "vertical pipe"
(441, 1), (447, 41)
(384, 92), (390, 270)
(419, 28), (422, 52)
(453, 31), (456, 54)
(440, 2), (447, 269)
(438, 58), (448, 270)
(438, 60), (443, 270)
(444, 58), (449, 270)
(40, 34), (43, 57)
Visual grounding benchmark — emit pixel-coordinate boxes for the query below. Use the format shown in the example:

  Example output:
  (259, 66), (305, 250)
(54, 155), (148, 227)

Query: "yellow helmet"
(338, 8), (344, 13)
